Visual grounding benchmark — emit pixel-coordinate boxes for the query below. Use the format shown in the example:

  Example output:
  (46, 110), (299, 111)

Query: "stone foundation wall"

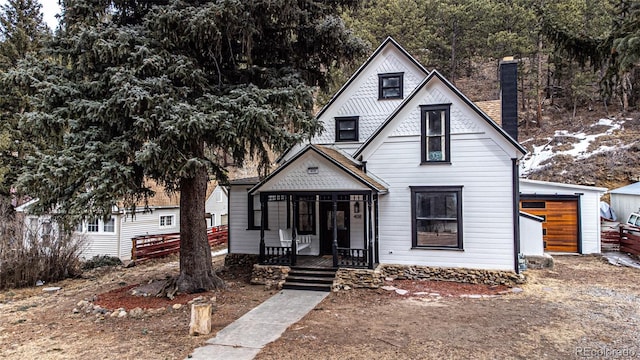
(333, 268), (384, 291)
(250, 264), (290, 290)
(379, 264), (525, 286)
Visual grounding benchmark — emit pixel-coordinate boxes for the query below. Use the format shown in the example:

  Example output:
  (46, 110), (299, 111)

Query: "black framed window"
(411, 186), (463, 249)
(421, 104), (451, 163)
(378, 73), (404, 99)
(248, 193), (268, 230)
(297, 195), (316, 235)
(335, 116), (359, 142)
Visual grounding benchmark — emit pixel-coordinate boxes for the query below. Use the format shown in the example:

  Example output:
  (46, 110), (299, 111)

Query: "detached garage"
(519, 179), (606, 254)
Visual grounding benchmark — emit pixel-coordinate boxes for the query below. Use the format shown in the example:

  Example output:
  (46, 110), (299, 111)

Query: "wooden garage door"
(520, 199), (578, 252)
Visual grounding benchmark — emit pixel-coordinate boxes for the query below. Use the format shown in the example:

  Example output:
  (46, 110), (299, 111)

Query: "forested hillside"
(337, 0), (640, 191)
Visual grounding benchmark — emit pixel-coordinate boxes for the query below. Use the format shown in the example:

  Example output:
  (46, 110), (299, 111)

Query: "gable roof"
(315, 36), (429, 121)
(610, 182), (640, 195)
(353, 70), (527, 159)
(251, 144), (388, 195)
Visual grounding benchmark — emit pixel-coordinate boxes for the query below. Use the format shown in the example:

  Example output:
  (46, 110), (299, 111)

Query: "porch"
(256, 192), (380, 269)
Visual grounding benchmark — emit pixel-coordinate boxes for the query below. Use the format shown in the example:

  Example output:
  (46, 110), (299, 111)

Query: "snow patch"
(521, 118), (625, 176)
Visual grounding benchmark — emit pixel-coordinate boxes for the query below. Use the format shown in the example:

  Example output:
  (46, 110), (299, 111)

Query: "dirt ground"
(1, 254), (639, 360)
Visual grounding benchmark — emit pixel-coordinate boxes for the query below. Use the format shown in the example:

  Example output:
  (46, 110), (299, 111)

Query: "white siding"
(611, 193), (640, 223)
(519, 179), (605, 254)
(259, 151), (370, 192)
(229, 185), (260, 254)
(118, 208), (180, 260)
(520, 214), (544, 256)
(367, 135), (516, 271)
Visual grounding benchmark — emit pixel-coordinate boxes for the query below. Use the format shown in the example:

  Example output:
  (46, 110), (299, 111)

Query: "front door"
(319, 201), (350, 255)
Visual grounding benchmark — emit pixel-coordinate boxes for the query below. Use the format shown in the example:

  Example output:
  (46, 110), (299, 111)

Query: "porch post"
(374, 194), (380, 264)
(367, 193), (374, 269)
(259, 193), (266, 263)
(291, 195), (298, 266)
(332, 194), (338, 267)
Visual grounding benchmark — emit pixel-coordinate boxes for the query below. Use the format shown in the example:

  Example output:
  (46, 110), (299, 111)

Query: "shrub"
(82, 255), (122, 270)
(0, 209), (86, 290)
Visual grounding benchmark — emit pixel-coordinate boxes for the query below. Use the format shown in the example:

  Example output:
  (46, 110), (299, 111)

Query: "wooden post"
(332, 195), (338, 267)
(259, 194), (266, 264)
(292, 195), (298, 266)
(189, 303), (212, 336)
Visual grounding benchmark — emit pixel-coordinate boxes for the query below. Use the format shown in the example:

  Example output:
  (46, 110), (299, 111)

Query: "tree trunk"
(536, 35), (543, 128)
(176, 153), (225, 293)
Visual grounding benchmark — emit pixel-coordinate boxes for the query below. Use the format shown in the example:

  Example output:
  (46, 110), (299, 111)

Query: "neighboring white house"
(610, 182), (640, 223)
(519, 179), (607, 254)
(16, 182), (227, 261)
(205, 185), (229, 227)
(228, 37), (528, 272)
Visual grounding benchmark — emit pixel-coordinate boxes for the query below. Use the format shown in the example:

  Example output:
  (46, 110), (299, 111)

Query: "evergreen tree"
(14, 0), (365, 293)
(0, 0), (50, 196)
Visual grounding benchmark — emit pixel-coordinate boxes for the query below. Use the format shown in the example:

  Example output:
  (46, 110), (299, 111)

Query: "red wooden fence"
(620, 224), (640, 256)
(131, 225), (228, 261)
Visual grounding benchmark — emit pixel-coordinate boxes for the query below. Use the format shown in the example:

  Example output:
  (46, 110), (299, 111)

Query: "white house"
(228, 37), (528, 273)
(17, 182), (228, 261)
(205, 185), (229, 227)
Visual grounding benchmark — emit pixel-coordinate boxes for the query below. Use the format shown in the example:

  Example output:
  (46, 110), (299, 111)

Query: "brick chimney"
(500, 58), (518, 141)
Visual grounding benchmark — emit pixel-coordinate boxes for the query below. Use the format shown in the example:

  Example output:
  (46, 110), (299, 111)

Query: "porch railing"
(262, 245), (292, 266)
(337, 247), (369, 268)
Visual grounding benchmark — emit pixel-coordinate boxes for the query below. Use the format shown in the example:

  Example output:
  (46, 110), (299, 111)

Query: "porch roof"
(249, 144), (388, 195)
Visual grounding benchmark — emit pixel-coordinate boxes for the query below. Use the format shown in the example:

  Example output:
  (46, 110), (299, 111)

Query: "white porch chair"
(279, 229), (311, 253)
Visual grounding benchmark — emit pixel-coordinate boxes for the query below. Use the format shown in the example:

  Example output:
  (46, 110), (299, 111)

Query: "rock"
(118, 310), (127, 318)
(77, 300), (89, 308)
(429, 293), (441, 297)
(188, 296), (205, 305)
(123, 260), (136, 268)
(172, 304), (182, 310)
(467, 294), (482, 299)
(42, 287), (61, 292)
(72, 308), (80, 314)
(35, 280), (44, 286)
(381, 286), (396, 291)
(511, 287), (523, 293)
(110, 311), (119, 318)
(385, 277), (394, 282)
(343, 285), (352, 291)
(129, 307), (145, 318)
(395, 289), (409, 295)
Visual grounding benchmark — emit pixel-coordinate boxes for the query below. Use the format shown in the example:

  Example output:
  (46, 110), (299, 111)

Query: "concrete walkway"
(187, 289), (329, 360)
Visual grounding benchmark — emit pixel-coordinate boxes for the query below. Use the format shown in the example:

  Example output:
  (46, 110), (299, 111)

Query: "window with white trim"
(87, 218), (99, 233)
(159, 214), (176, 229)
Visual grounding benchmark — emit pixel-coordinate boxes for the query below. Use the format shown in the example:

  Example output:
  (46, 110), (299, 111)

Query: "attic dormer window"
(335, 116), (359, 142)
(378, 73), (404, 99)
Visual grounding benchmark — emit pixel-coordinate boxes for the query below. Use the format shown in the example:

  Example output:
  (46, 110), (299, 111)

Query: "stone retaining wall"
(333, 268), (384, 291)
(224, 253), (259, 270)
(250, 264), (290, 290)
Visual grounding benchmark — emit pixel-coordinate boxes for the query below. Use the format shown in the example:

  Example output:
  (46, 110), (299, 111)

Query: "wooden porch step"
(282, 281), (332, 292)
(283, 267), (337, 292)
(288, 268), (336, 278)
(286, 275), (334, 284)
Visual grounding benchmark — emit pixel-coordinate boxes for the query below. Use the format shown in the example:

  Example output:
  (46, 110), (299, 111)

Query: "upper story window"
(335, 116), (359, 142)
(421, 104), (451, 163)
(378, 73), (404, 99)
